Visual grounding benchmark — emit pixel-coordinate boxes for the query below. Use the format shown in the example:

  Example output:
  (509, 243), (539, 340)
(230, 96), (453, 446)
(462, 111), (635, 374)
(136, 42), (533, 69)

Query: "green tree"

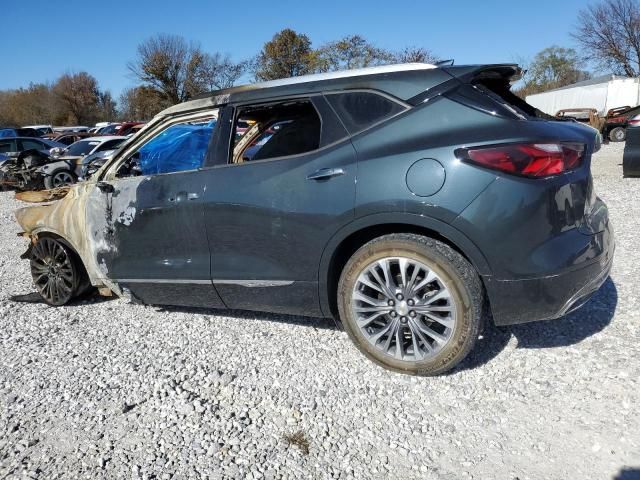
(254, 29), (316, 81)
(518, 46), (590, 96)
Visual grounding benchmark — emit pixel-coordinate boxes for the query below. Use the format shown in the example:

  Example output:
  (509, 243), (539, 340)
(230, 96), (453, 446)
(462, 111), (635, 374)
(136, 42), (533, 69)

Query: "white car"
(22, 125), (54, 136)
(40, 136), (127, 188)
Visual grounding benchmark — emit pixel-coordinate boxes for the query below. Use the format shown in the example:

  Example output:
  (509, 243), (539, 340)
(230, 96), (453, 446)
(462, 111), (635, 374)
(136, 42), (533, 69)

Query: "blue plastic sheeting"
(0, 129), (17, 138)
(138, 123), (215, 175)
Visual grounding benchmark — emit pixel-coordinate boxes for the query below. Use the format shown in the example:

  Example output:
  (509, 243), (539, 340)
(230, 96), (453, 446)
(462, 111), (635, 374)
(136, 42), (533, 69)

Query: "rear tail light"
(456, 143), (585, 178)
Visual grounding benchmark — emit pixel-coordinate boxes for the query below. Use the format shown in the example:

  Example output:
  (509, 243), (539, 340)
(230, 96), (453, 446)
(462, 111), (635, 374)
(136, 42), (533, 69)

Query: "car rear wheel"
(609, 126), (627, 142)
(30, 237), (86, 306)
(337, 233), (483, 376)
(45, 169), (76, 190)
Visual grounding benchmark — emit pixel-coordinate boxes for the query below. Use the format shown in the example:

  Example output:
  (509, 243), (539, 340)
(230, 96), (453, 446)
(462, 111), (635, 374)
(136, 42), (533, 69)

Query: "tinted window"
(232, 100), (321, 163)
(325, 91), (405, 135)
(21, 140), (44, 151)
(0, 140), (16, 153)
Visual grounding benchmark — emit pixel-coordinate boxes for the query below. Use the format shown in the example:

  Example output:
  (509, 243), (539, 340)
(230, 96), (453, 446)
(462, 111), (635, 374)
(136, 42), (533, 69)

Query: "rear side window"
(231, 100), (321, 164)
(325, 91), (406, 135)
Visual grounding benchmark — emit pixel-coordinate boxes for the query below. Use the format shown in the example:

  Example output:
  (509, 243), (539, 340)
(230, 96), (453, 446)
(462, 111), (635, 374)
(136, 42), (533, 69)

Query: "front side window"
(325, 91), (406, 135)
(231, 100), (321, 164)
(116, 113), (217, 178)
(21, 140), (45, 151)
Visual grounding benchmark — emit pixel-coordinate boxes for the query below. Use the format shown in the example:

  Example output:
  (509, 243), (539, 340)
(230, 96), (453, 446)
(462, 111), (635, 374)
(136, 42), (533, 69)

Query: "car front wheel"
(337, 233), (483, 376)
(45, 170), (77, 190)
(30, 237), (87, 306)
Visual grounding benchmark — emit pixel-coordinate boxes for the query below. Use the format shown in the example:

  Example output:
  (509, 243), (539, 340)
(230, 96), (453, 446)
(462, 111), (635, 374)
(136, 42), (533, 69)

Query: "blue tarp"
(138, 123), (215, 175)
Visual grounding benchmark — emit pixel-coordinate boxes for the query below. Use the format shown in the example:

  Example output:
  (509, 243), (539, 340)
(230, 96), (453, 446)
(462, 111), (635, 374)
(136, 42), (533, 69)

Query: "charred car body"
(15, 63), (614, 375)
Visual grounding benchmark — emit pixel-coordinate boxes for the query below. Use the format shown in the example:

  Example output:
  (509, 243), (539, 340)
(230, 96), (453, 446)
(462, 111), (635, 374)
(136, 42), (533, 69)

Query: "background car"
(38, 136), (127, 188)
(0, 137), (65, 157)
(0, 127), (41, 138)
(22, 125), (54, 136)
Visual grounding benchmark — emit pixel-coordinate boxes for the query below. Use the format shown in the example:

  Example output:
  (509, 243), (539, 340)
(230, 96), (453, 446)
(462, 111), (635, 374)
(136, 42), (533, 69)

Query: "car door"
(86, 109), (225, 308)
(201, 96), (357, 316)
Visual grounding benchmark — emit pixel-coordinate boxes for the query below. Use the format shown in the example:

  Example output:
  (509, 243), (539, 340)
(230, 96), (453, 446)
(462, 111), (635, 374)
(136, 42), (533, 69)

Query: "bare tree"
(53, 72), (102, 125)
(198, 53), (247, 91)
(394, 46), (439, 64)
(573, 0), (640, 76)
(128, 34), (246, 103)
(119, 86), (171, 121)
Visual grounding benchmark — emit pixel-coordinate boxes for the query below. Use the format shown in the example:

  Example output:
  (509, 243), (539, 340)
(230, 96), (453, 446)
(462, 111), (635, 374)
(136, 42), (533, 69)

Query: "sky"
(4, 0), (593, 99)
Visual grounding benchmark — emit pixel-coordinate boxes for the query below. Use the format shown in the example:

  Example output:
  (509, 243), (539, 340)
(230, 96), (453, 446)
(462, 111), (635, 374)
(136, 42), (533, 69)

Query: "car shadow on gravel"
(156, 305), (339, 331)
(454, 277), (618, 373)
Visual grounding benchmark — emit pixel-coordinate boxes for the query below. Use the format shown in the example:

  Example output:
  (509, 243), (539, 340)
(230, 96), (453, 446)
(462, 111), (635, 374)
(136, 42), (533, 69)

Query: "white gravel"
(0, 142), (638, 479)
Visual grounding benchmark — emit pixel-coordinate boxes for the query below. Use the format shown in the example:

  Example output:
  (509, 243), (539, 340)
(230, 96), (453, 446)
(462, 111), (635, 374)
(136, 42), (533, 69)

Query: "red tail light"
(457, 143), (585, 178)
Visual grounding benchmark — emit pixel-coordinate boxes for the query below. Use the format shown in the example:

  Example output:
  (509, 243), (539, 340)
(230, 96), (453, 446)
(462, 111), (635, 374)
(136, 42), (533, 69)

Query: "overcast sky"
(5, 0), (593, 98)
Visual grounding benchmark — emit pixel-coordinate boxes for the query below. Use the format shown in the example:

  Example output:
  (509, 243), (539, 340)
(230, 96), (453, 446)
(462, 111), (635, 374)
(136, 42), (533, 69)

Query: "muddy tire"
(609, 127), (626, 142)
(44, 169), (76, 190)
(30, 237), (88, 306)
(337, 233), (484, 376)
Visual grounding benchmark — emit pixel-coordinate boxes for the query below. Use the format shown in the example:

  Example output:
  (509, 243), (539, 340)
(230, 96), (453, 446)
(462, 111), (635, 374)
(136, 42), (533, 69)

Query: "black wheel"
(337, 233), (484, 376)
(609, 127), (626, 142)
(44, 169), (76, 189)
(30, 237), (84, 306)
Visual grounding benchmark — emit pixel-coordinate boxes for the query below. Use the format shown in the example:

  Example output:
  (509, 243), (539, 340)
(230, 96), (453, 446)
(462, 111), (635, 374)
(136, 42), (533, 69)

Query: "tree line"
(1, 0), (639, 126)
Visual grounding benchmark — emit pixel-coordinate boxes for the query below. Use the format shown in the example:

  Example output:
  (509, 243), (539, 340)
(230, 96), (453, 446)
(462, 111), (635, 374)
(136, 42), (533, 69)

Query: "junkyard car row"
(8, 62), (615, 375)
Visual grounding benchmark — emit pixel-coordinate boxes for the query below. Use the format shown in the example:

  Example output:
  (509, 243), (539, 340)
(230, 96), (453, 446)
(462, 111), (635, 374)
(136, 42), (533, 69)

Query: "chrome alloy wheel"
(30, 238), (76, 305)
(351, 256), (457, 362)
(52, 171), (75, 187)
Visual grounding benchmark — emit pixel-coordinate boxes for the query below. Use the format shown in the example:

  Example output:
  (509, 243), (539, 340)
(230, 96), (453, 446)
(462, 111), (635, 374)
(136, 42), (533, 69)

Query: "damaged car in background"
(0, 136), (128, 191)
(13, 63), (614, 376)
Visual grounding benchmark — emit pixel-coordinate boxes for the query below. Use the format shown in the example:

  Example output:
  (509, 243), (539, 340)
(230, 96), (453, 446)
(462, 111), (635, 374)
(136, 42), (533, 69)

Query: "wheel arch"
(318, 213), (491, 318)
(31, 228), (91, 279)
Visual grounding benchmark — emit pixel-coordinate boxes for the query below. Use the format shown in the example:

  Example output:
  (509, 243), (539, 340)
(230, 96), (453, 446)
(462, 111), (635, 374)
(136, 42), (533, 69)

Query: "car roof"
(157, 62), (520, 118)
(78, 136), (127, 142)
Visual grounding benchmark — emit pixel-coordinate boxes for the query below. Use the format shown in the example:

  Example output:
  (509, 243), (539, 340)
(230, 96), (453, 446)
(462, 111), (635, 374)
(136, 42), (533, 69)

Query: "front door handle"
(306, 167), (345, 181)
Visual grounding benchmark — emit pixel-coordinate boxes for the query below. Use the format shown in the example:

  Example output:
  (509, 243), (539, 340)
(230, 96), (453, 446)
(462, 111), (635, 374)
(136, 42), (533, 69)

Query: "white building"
(526, 75), (640, 116)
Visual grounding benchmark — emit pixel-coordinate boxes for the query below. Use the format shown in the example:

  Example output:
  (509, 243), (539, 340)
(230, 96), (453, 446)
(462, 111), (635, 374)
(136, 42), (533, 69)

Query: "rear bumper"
(484, 225), (615, 326)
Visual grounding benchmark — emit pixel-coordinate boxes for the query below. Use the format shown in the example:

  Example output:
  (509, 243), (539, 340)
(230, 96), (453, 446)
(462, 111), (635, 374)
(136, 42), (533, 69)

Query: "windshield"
(65, 140), (99, 156)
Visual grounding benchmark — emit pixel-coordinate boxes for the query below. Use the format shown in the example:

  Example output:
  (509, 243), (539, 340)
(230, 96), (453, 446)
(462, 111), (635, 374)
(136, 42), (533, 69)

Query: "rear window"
(325, 91), (405, 135)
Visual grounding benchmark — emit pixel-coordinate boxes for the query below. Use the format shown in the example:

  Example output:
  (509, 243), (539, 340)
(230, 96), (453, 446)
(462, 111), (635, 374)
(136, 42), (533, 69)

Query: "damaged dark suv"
(15, 63), (614, 375)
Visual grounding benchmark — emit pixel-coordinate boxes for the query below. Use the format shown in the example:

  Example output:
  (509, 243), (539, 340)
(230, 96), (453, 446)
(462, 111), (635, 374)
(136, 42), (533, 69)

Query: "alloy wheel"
(351, 256), (456, 362)
(30, 238), (76, 305)
(52, 171), (75, 187)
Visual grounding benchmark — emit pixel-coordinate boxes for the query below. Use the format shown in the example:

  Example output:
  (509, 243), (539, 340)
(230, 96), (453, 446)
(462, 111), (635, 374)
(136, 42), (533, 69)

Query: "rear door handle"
(306, 167), (345, 181)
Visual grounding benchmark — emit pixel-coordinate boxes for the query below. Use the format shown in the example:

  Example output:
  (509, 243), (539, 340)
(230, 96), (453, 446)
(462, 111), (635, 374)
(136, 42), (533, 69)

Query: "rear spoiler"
(442, 64), (523, 84)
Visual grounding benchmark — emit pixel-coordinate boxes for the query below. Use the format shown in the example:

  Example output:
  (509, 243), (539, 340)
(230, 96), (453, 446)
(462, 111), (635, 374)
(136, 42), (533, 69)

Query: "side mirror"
(96, 181), (114, 194)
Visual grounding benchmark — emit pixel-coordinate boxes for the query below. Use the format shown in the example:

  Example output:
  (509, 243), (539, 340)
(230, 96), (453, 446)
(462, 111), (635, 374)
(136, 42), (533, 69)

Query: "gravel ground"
(0, 142), (638, 479)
